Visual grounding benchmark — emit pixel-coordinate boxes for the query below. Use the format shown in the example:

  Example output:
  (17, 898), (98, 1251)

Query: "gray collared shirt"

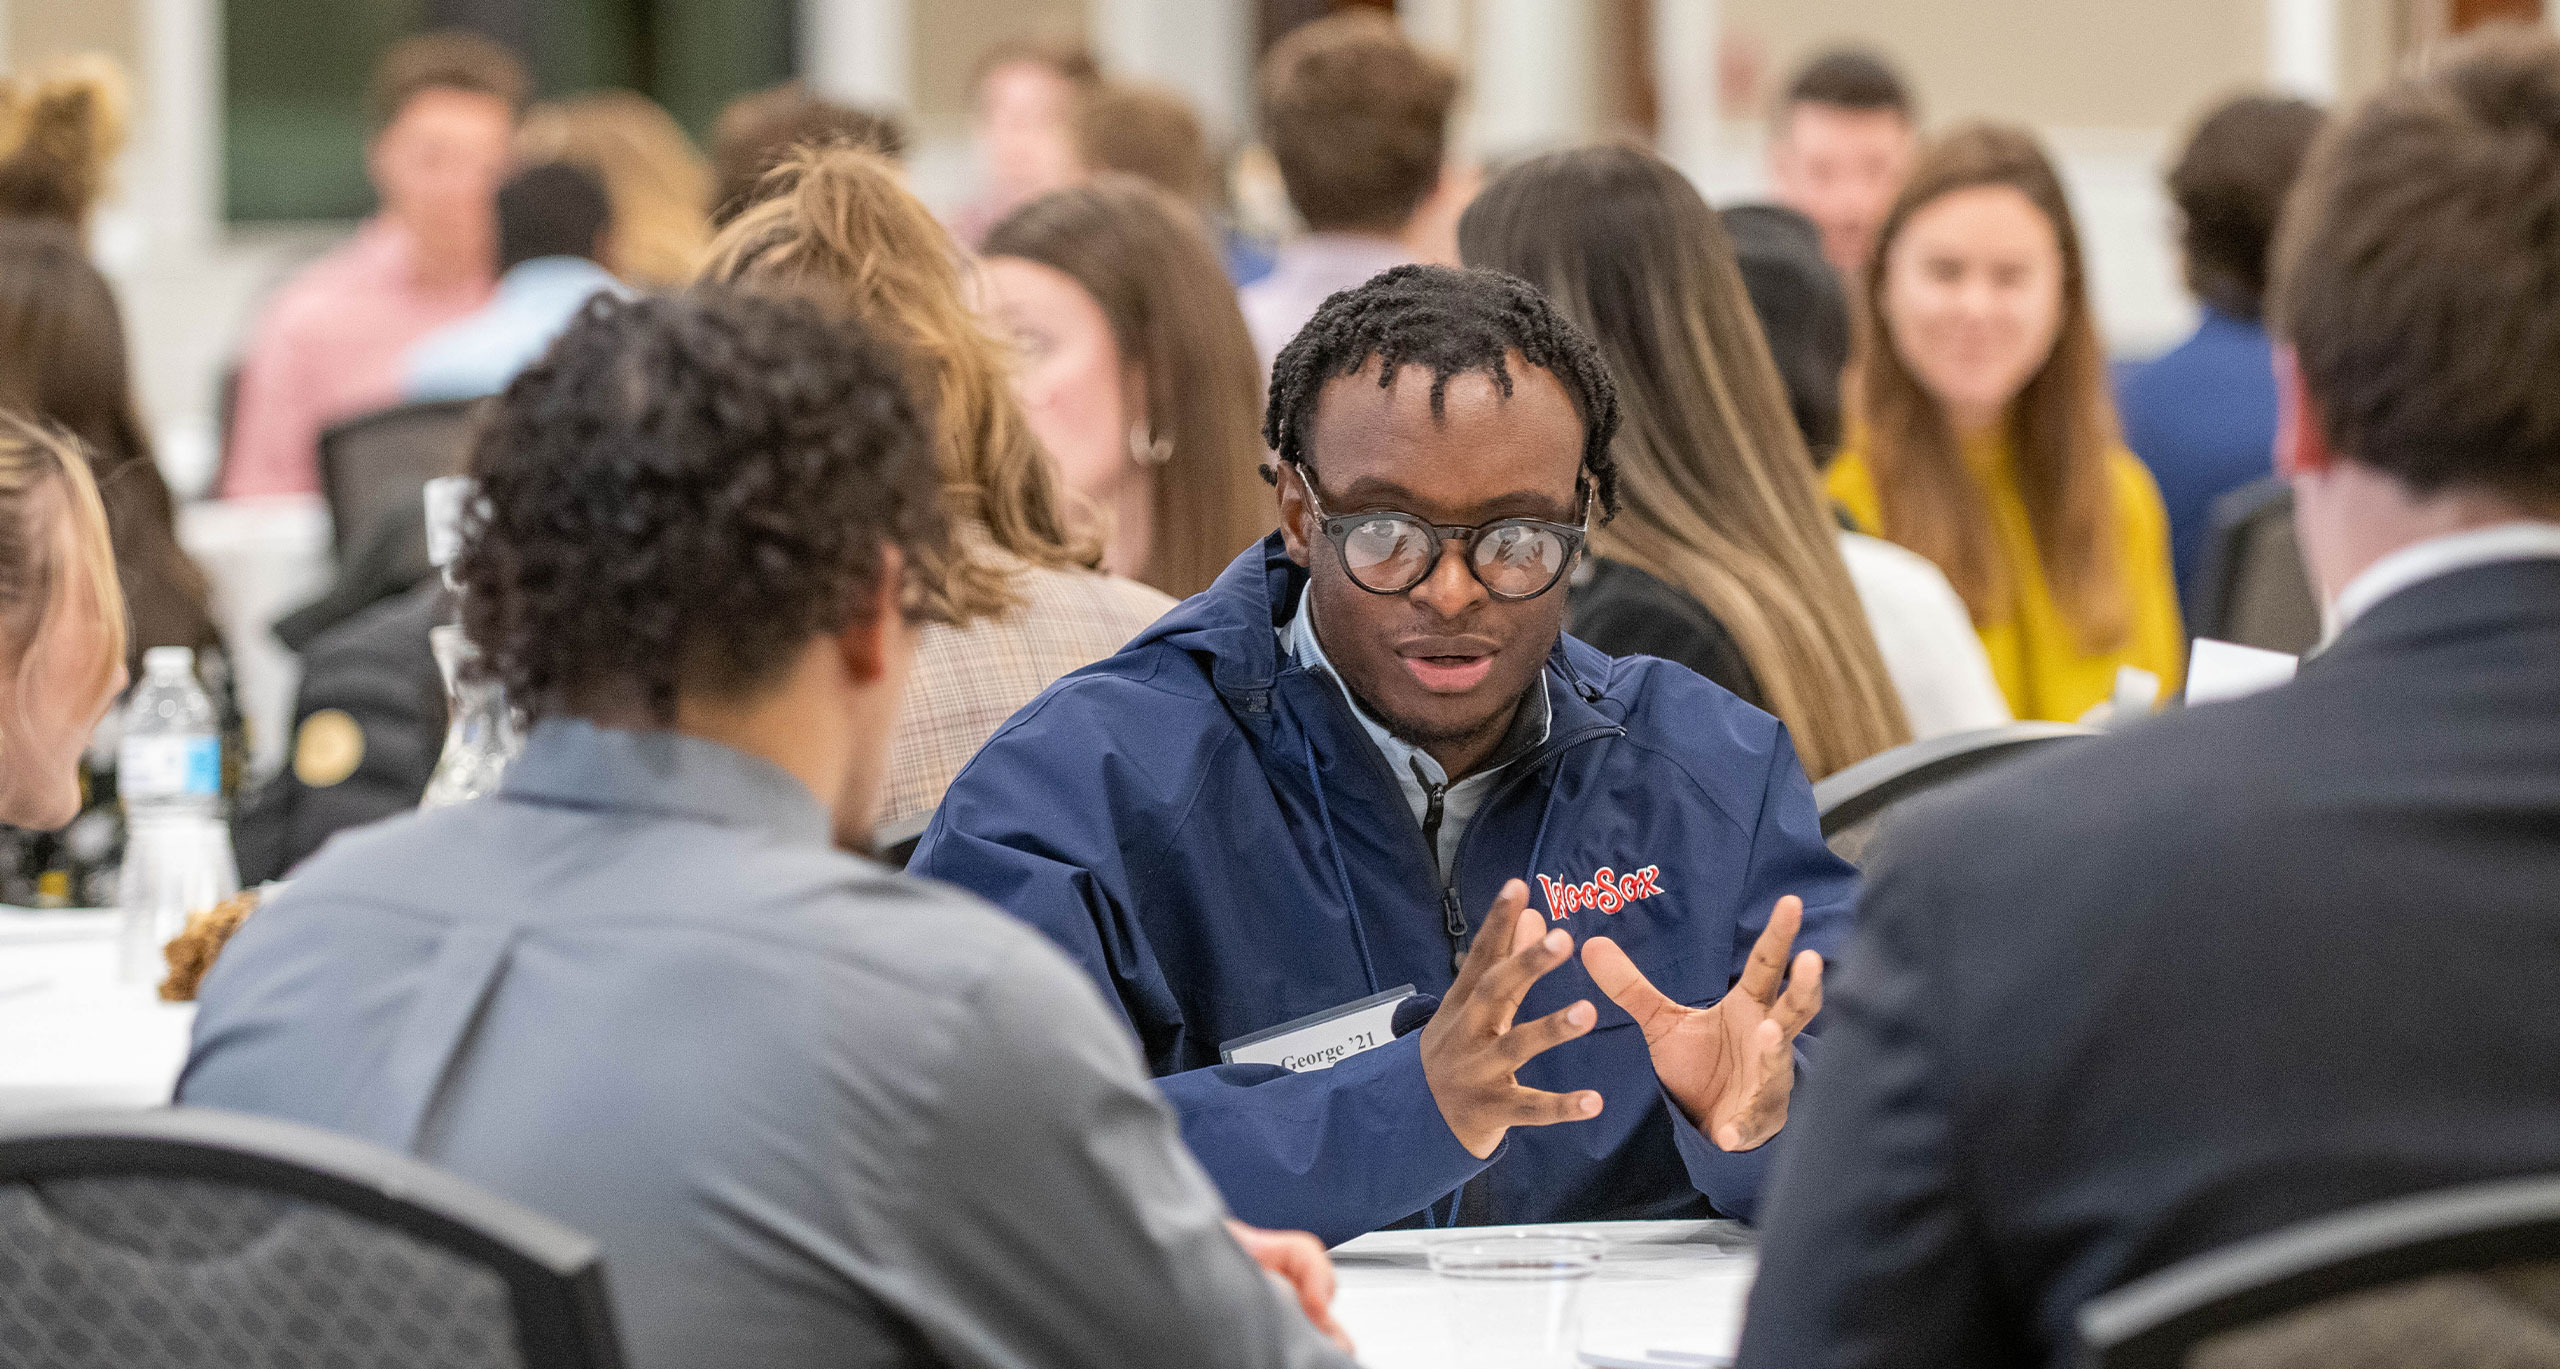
(181, 719), (1350, 1369)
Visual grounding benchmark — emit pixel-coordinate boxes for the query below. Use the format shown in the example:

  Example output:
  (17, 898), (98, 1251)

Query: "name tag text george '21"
(1220, 986), (1417, 1073)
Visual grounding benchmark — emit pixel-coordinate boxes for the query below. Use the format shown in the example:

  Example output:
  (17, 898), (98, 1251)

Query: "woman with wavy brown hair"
(1833, 123), (2183, 722)
(0, 414), (127, 831)
(980, 175), (1274, 599)
(697, 146), (1171, 834)
(1459, 145), (1909, 779)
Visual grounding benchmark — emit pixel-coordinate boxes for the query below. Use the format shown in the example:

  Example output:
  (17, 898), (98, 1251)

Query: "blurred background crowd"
(1, 0), (2552, 906)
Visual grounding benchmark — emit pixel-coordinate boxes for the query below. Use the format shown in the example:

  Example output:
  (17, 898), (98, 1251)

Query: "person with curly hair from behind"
(177, 287), (1357, 1368)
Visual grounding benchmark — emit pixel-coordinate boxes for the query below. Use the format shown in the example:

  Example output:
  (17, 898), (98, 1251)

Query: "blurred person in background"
(0, 202), (243, 906)
(948, 37), (1099, 247)
(1077, 80), (1274, 285)
(1458, 146), (1910, 779)
(223, 32), (526, 499)
(2117, 94), (2328, 605)
(1767, 48), (1920, 286)
(0, 56), (125, 233)
(514, 89), (715, 290)
(404, 162), (628, 401)
(982, 176), (1274, 599)
(182, 287), (1357, 1369)
(1240, 11), (1463, 370)
(0, 416), (126, 835)
(1743, 30), (2560, 1365)
(1832, 125), (2183, 723)
(1723, 203), (2009, 739)
(709, 80), (907, 226)
(696, 147), (1173, 834)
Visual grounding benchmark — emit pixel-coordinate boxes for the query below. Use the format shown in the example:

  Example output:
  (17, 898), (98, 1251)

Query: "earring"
(1128, 420), (1174, 468)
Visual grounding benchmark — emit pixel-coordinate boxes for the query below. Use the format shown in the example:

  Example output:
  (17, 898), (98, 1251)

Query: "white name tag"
(1220, 985), (1417, 1072)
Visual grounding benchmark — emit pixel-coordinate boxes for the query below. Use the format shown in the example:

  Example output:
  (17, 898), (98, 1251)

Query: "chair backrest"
(2077, 1175), (2560, 1369)
(0, 1107), (623, 1369)
(873, 810), (933, 871)
(1813, 722), (2098, 864)
(2191, 478), (2322, 656)
(318, 399), (484, 562)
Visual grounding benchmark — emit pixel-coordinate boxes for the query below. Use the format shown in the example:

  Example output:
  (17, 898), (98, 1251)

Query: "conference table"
(0, 905), (1758, 1366)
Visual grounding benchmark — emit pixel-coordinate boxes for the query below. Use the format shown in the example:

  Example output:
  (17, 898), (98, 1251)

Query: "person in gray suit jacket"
(1740, 28), (2560, 1368)
(180, 287), (1355, 1369)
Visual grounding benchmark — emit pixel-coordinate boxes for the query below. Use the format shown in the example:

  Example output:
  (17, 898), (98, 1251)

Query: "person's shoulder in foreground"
(1739, 30), (2560, 1366)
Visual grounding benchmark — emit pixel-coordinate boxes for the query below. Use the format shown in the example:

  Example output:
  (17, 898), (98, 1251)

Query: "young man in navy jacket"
(913, 266), (1853, 1245)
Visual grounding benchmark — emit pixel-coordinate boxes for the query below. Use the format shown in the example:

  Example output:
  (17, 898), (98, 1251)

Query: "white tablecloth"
(0, 908), (194, 1117)
(1332, 1219), (1757, 1367)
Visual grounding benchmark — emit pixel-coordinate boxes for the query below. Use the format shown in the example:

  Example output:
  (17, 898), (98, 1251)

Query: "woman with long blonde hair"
(1458, 145), (1909, 779)
(0, 415), (128, 830)
(1836, 124), (2183, 721)
(697, 146), (1170, 833)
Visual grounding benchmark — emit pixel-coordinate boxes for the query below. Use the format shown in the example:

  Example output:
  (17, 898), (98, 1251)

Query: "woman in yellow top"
(1830, 123), (2183, 722)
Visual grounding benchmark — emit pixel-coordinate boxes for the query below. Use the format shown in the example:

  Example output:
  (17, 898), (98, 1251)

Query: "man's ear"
(2273, 345), (2337, 481)
(835, 546), (909, 686)
(1273, 462), (1313, 568)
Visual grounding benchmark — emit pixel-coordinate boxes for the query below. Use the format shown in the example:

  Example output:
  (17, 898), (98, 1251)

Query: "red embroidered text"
(1535, 864), (1665, 921)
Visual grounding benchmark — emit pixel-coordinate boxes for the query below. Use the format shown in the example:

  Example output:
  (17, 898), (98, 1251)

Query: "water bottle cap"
(143, 645), (195, 675)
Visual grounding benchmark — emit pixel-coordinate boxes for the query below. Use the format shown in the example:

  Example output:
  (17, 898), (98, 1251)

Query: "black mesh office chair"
(1813, 722), (2098, 865)
(0, 1108), (623, 1369)
(317, 399), (483, 564)
(2191, 478), (2322, 656)
(2076, 1175), (2560, 1369)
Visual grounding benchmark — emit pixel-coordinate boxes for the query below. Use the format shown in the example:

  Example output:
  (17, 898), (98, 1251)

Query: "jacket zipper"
(1414, 764), (1469, 973)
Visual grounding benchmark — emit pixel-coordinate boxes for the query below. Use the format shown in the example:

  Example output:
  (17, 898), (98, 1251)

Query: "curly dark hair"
(455, 287), (949, 724)
(1262, 263), (1622, 518)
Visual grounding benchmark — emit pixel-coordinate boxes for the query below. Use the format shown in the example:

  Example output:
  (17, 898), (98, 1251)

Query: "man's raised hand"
(1580, 894), (1823, 1151)
(1417, 879), (1604, 1158)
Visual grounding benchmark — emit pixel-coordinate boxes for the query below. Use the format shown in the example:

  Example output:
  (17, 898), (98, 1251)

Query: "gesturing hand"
(1580, 895), (1823, 1152)
(1418, 878), (1603, 1159)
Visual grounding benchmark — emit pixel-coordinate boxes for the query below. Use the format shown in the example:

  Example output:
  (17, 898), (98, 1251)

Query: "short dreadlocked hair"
(1263, 263), (1622, 519)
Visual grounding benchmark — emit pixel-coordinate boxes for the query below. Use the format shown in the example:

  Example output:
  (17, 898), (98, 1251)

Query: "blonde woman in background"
(0, 415), (127, 831)
(518, 90), (713, 288)
(1835, 124), (2183, 722)
(697, 147), (1172, 836)
(981, 175), (1275, 599)
(1459, 145), (1909, 780)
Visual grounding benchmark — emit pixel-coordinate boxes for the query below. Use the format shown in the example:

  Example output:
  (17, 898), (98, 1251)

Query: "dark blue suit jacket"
(2116, 310), (2281, 606)
(1740, 556), (2560, 1368)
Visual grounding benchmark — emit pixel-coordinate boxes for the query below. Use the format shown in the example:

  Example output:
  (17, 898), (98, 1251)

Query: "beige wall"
(10, 0), (140, 72)
(1723, 0), (2268, 130)
(909, 0), (1086, 140)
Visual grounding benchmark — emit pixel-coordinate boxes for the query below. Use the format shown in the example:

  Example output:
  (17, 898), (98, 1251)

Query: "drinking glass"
(1428, 1231), (1605, 1368)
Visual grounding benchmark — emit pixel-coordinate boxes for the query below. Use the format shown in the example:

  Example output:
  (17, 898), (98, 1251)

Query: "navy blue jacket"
(913, 538), (1858, 1245)
(2115, 308), (2280, 605)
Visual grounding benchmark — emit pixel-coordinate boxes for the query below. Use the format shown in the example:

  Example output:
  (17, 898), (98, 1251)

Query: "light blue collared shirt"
(402, 256), (631, 402)
(1282, 594), (1550, 878)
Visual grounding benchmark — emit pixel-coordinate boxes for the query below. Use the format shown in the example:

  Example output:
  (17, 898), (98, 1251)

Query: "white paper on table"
(2185, 638), (2299, 706)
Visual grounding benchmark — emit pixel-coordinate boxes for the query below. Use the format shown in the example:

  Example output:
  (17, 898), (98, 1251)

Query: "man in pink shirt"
(222, 32), (528, 499)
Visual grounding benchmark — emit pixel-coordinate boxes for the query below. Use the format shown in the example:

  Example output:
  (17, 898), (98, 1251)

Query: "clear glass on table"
(1426, 1231), (1605, 1368)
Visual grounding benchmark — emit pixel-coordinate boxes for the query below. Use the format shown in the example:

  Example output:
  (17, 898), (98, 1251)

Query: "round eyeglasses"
(1289, 461), (1588, 602)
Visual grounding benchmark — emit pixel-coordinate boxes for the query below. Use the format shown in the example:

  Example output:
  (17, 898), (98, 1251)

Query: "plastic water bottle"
(116, 646), (237, 983)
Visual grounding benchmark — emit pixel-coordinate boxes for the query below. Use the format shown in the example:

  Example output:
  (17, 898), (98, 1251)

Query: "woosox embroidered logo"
(1535, 864), (1665, 921)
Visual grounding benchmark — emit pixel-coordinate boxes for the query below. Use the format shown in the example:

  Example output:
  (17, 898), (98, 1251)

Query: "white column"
(1090, 0), (1253, 142)
(800, 0), (911, 109)
(1470, 0), (1597, 159)
(1650, 0), (1718, 177)
(2267, 0), (2340, 102)
(130, 0), (219, 253)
